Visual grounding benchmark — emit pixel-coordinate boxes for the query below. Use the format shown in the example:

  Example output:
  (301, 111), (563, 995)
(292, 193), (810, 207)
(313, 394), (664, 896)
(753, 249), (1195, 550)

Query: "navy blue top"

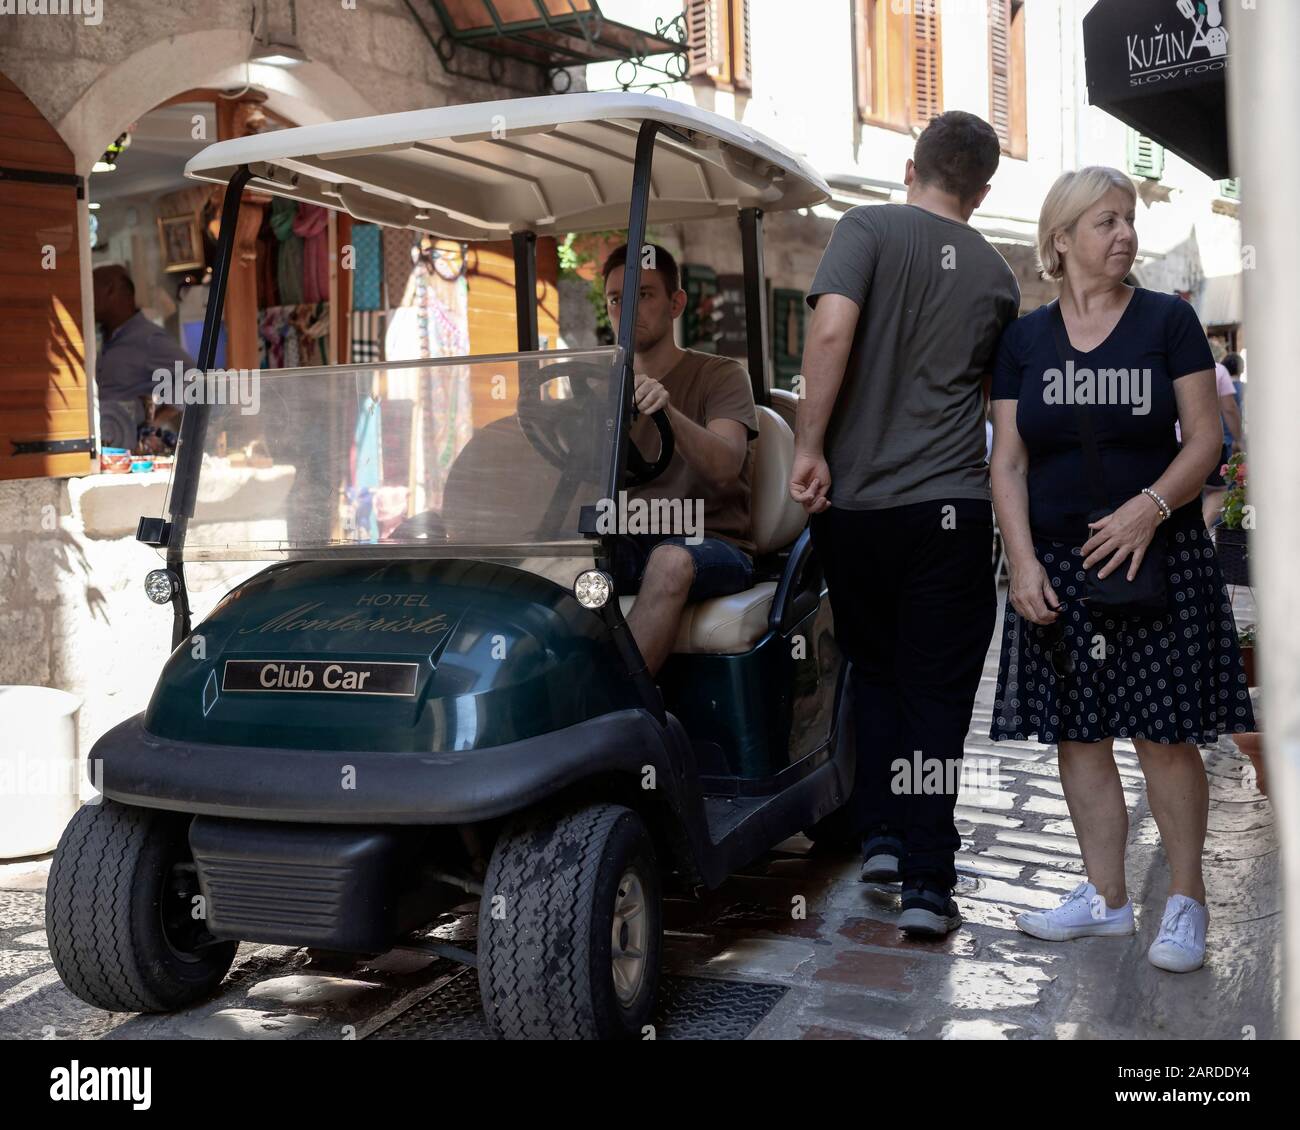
(991, 288), (1214, 542)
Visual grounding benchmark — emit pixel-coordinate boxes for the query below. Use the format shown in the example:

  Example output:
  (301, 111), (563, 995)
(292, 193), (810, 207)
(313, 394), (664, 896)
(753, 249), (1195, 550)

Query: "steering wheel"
(515, 360), (675, 488)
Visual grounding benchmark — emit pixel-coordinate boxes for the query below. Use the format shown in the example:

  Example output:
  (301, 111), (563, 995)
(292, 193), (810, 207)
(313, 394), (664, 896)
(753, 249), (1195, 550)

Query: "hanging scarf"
(293, 204), (331, 303)
(269, 198), (303, 305)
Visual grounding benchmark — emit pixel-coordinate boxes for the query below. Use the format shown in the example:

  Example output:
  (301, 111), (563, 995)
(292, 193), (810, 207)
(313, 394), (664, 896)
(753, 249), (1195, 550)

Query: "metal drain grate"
(369, 972), (787, 1041)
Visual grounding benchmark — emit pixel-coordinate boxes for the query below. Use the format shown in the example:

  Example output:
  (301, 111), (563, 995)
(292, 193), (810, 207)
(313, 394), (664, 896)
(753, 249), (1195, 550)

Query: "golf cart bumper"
(94, 709), (689, 824)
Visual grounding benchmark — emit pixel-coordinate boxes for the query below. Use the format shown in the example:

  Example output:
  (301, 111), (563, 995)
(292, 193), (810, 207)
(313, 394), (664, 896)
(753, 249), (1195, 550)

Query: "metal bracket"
(136, 516), (172, 547)
(10, 437), (94, 456)
(0, 165), (83, 190)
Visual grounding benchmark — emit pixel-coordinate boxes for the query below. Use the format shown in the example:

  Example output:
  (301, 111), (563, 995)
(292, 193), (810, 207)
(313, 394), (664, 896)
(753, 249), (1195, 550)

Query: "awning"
(1083, 0), (1232, 179)
(429, 0), (681, 68)
(1194, 272), (1243, 327)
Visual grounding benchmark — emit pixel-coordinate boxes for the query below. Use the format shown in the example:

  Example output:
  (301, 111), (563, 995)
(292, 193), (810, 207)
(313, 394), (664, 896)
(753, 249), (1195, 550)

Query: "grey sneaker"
(899, 884), (962, 937)
(860, 834), (903, 883)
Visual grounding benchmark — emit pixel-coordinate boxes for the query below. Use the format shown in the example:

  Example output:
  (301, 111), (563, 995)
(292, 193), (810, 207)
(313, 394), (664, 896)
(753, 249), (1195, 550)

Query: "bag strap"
(1048, 300), (1109, 513)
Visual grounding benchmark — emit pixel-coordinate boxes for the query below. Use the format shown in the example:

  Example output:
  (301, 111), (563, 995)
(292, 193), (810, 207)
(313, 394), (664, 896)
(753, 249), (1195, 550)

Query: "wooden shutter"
(855, 0), (875, 120)
(989, 1), (1011, 147)
(1128, 130), (1165, 180)
(686, 0), (729, 83)
(730, 0), (752, 92)
(771, 288), (805, 389)
(856, 0), (909, 129)
(0, 71), (91, 480)
(687, 0), (749, 91)
(909, 4), (943, 128)
(989, 0), (1027, 157)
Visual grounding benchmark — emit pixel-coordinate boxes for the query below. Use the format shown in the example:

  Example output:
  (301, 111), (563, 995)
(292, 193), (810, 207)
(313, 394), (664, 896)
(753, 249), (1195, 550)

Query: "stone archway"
(54, 29), (376, 176)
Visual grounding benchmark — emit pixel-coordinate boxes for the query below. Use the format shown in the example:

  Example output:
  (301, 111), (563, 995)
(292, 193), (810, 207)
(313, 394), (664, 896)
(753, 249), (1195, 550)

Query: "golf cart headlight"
(144, 569), (179, 604)
(574, 569), (612, 610)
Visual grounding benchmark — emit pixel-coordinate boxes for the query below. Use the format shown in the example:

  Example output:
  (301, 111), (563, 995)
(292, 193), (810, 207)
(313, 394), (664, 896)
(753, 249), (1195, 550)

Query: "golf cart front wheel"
(478, 803), (662, 1040)
(46, 799), (238, 1013)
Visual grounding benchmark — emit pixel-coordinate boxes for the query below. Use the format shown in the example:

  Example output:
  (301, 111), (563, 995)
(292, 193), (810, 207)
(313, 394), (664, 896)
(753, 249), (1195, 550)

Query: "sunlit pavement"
(0, 594), (1277, 1041)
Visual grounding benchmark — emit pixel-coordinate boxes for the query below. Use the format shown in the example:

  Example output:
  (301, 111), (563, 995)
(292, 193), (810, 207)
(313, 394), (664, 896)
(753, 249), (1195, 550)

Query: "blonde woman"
(988, 168), (1254, 972)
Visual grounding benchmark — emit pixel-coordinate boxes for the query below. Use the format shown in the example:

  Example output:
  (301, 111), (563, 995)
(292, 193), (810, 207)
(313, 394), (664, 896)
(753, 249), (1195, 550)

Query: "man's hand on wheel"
(633, 373), (670, 415)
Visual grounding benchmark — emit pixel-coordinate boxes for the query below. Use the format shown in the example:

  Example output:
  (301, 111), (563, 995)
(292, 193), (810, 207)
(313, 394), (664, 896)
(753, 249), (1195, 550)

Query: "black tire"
(478, 803), (662, 1040)
(46, 799), (238, 1013)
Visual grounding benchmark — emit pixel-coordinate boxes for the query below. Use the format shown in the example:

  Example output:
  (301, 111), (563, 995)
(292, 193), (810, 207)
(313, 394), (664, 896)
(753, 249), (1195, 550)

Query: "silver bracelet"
(1141, 486), (1171, 521)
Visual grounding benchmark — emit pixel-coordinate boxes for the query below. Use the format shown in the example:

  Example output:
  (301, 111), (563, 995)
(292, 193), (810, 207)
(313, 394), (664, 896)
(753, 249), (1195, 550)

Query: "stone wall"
(0, 0), (540, 167)
(0, 474), (260, 786)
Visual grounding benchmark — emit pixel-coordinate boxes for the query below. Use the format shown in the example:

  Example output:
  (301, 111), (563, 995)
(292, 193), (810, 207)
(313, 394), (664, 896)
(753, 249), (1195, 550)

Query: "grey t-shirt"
(807, 203), (1020, 509)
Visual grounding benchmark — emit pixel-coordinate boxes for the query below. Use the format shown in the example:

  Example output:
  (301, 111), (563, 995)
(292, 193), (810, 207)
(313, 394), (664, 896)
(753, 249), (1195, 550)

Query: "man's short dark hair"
(95, 262), (136, 298)
(601, 242), (680, 297)
(913, 111), (1002, 202)
(1222, 352), (1244, 377)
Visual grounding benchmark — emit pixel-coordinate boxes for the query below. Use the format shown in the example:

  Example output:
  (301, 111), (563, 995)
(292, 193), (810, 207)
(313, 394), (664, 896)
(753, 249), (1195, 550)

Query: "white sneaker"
(1015, 881), (1136, 941)
(1148, 894), (1208, 973)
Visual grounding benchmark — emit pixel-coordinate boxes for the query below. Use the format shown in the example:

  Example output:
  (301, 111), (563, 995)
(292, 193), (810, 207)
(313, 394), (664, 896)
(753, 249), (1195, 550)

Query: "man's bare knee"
(644, 544), (695, 596)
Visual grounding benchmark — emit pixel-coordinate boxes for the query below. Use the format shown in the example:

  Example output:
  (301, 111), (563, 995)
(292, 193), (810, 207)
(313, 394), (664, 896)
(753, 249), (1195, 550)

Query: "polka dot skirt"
(991, 520), (1256, 745)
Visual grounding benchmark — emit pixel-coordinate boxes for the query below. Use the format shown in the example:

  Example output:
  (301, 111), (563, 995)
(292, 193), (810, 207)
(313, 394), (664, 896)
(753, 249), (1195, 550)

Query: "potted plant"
(1215, 451), (1250, 585)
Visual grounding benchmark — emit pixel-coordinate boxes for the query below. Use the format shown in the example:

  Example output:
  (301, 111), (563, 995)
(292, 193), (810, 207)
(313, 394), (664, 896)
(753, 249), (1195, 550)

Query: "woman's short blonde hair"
(1036, 167), (1137, 280)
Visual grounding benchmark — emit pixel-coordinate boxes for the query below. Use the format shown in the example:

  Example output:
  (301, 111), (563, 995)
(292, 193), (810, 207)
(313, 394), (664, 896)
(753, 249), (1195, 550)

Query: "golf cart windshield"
(165, 347), (622, 562)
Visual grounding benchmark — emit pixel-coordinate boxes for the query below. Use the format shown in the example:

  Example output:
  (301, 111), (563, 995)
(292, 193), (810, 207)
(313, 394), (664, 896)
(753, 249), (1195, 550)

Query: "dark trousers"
(811, 498), (996, 891)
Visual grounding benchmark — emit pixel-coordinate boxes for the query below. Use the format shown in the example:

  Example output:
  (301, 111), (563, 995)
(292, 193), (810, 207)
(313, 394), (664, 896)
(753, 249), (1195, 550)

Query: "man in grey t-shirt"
(791, 112), (1019, 939)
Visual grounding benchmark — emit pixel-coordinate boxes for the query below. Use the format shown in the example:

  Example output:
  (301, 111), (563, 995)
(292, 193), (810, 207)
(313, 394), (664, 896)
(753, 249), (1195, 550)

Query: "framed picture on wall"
(157, 214), (204, 273)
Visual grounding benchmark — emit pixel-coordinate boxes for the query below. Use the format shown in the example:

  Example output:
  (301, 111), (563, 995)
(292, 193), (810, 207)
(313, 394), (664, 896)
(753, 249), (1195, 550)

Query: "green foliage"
(1221, 450), (1249, 530)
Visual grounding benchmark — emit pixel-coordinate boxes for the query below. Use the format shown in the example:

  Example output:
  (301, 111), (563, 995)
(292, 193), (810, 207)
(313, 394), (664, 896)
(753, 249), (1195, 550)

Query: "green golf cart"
(47, 92), (859, 1039)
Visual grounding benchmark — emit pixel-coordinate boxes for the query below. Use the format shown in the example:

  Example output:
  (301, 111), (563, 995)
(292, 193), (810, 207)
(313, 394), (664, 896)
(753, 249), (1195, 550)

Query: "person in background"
(92, 264), (195, 450)
(1191, 358), (1244, 528)
(1222, 351), (1245, 439)
(792, 111), (1020, 939)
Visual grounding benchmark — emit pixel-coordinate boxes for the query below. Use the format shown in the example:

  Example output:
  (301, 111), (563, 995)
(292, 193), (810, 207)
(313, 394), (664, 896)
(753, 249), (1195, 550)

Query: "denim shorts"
(608, 534), (754, 603)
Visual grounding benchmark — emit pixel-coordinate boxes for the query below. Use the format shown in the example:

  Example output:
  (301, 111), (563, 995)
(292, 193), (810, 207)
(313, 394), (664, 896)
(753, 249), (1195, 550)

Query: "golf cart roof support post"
(165, 163), (252, 648)
(739, 206), (770, 407)
(512, 229), (540, 351)
(605, 118), (660, 507)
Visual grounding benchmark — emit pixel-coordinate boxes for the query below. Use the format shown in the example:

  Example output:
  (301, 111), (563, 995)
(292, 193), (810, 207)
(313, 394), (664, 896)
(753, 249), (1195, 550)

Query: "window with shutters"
(0, 71), (92, 481)
(988, 0), (1027, 159)
(854, 0), (944, 132)
(1127, 130), (1165, 180)
(685, 0), (752, 93)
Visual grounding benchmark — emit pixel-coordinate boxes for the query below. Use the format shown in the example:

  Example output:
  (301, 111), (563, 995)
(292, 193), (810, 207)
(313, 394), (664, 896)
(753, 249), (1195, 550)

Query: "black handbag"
(1047, 301), (1167, 615)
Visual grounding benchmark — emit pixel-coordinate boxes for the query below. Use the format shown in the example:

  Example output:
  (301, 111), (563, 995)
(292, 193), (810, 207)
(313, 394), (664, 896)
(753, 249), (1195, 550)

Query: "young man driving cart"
(601, 242), (759, 675)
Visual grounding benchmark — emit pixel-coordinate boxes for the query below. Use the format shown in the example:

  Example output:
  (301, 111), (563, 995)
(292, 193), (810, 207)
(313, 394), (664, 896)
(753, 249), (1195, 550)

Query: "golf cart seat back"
(767, 388), (799, 433)
(620, 405), (805, 655)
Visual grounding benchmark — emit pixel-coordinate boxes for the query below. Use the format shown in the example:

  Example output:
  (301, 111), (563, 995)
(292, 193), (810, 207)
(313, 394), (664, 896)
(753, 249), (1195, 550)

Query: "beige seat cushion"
(750, 404), (807, 555)
(619, 581), (777, 655)
(611, 407), (804, 656)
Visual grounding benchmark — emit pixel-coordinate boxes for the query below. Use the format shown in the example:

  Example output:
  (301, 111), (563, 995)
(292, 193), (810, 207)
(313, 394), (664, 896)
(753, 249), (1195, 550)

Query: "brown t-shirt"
(627, 349), (759, 555)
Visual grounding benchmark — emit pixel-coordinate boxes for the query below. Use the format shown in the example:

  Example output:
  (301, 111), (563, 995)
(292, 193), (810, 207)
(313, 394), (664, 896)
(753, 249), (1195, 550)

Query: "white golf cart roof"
(184, 92), (829, 240)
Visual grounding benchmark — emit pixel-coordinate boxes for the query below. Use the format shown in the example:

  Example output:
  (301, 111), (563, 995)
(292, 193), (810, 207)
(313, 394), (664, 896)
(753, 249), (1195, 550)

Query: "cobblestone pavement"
(0, 595), (1279, 1040)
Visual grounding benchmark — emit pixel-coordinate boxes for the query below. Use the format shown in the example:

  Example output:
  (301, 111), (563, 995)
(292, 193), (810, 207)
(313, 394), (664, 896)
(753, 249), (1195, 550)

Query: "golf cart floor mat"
(368, 971), (788, 1040)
